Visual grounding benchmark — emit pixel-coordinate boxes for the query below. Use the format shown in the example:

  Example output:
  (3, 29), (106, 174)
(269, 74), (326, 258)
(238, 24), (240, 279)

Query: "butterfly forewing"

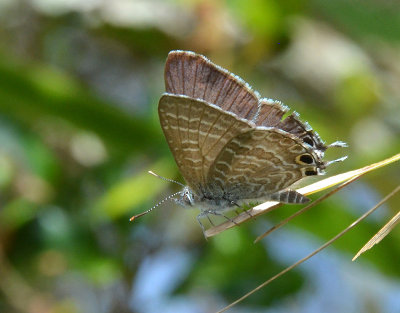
(159, 94), (253, 193)
(165, 51), (260, 121)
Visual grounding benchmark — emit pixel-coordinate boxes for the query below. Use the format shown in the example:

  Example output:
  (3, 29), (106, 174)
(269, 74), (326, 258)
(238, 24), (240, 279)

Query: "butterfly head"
(175, 186), (196, 207)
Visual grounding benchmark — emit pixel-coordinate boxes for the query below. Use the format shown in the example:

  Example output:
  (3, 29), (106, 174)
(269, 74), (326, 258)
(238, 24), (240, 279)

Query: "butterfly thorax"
(175, 186), (236, 214)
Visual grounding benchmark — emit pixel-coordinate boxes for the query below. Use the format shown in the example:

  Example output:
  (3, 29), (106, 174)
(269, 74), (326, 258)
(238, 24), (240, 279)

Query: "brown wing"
(207, 128), (321, 200)
(164, 50), (260, 121)
(165, 51), (327, 151)
(256, 98), (327, 151)
(158, 94), (253, 193)
(256, 99), (289, 126)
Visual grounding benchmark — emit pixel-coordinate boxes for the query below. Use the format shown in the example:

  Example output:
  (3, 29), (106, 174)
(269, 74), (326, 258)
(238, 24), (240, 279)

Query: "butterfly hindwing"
(207, 128), (320, 200)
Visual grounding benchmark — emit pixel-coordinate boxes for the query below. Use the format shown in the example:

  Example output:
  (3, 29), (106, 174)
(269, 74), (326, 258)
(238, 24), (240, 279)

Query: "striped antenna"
(148, 171), (185, 187)
(129, 190), (181, 221)
(129, 171), (184, 221)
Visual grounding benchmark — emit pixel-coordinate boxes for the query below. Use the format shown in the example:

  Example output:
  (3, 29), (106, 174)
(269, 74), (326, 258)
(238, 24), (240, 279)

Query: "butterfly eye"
(296, 154), (314, 165)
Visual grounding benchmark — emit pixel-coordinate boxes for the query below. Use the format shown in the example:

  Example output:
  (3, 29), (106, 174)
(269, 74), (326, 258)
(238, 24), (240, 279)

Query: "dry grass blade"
(254, 174), (364, 243)
(205, 153), (400, 238)
(216, 185), (400, 313)
(353, 205), (400, 261)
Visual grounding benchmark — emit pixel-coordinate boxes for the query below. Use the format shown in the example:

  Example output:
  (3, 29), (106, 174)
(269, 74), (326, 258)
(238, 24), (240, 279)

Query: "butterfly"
(133, 50), (346, 233)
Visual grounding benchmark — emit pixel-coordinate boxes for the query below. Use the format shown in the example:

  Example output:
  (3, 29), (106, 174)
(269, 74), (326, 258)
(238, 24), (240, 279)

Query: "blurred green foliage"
(0, 1), (399, 313)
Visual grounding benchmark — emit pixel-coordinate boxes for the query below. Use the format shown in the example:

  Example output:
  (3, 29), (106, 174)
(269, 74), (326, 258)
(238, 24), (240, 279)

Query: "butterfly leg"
(231, 201), (253, 219)
(196, 214), (207, 235)
(209, 211), (239, 226)
(206, 214), (215, 226)
(243, 209), (254, 219)
(270, 189), (310, 204)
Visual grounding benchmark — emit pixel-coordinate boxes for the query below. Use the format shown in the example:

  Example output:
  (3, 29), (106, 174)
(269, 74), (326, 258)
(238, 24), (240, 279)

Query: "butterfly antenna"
(129, 190), (182, 221)
(148, 171), (185, 187)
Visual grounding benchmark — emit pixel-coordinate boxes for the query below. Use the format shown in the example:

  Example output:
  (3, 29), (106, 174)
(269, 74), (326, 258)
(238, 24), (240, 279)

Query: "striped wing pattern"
(208, 129), (314, 200)
(159, 94), (253, 194)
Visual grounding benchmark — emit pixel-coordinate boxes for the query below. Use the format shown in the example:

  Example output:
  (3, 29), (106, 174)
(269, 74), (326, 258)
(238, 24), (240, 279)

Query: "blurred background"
(0, 0), (400, 312)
